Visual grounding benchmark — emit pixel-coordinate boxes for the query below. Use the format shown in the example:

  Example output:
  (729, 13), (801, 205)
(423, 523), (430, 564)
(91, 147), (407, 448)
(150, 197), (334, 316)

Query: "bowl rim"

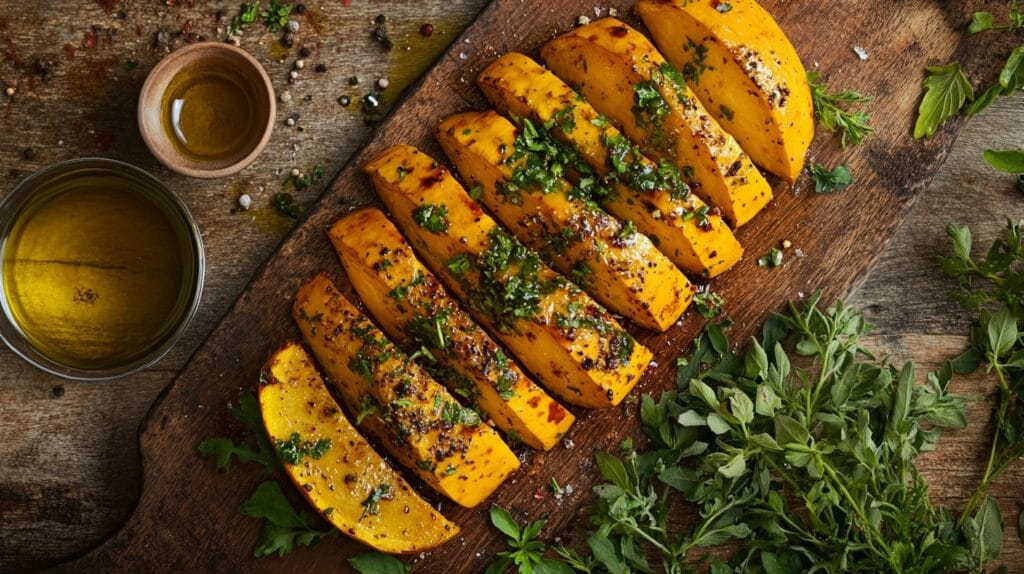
(137, 42), (276, 180)
(0, 157), (206, 381)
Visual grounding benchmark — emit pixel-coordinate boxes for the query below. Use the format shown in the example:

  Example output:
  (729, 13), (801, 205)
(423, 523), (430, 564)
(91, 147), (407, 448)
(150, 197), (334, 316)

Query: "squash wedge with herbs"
(436, 110), (692, 331)
(294, 273), (519, 508)
(541, 18), (772, 228)
(329, 208), (574, 450)
(258, 341), (459, 553)
(363, 145), (650, 408)
(477, 53), (743, 279)
(637, 0), (813, 182)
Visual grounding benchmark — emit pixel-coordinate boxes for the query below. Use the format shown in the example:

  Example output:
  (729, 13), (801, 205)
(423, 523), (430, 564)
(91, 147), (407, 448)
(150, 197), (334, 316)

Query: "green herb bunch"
(940, 220), (1024, 529)
(597, 295), (970, 573)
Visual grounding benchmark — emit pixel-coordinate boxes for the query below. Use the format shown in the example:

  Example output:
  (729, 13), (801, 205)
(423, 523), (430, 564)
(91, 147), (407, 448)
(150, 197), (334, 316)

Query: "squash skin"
(293, 273), (519, 508)
(477, 53), (743, 279)
(330, 208), (575, 450)
(363, 145), (650, 409)
(636, 0), (813, 183)
(258, 341), (459, 553)
(436, 110), (692, 331)
(540, 18), (772, 228)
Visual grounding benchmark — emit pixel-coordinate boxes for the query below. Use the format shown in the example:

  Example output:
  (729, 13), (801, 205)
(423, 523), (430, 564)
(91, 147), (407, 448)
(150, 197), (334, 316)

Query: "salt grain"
(853, 46), (868, 60)
(238, 194), (252, 210)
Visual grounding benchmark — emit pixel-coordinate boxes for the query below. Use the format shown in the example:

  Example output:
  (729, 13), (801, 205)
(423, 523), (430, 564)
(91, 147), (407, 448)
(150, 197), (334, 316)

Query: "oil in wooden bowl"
(138, 42), (275, 179)
(161, 62), (263, 162)
(0, 159), (204, 380)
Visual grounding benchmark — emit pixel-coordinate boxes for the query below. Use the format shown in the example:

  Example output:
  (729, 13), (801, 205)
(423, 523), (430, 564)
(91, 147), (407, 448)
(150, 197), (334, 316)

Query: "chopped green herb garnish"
(757, 247), (783, 268)
(360, 484), (392, 519)
(271, 193), (301, 218)
(810, 163), (854, 193)
(274, 432), (332, 465)
(412, 203), (450, 233)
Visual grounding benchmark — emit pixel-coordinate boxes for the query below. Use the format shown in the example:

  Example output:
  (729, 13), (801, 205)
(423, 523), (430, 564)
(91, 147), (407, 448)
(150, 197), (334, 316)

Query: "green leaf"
(987, 306), (1018, 358)
(596, 452), (631, 490)
(915, 63), (973, 139)
(489, 505), (520, 541)
(241, 482), (306, 529)
(707, 413), (732, 435)
(348, 552), (413, 574)
(984, 149), (1024, 174)
(968, 12), (995, 34)
(975, 496), (1005, 563)
(729, 391), (755, 425)
(588, 534), (628, 574)
(749, 433), (783, 451)
(755, 384), (782, 417)
(947, 223), (973, 261)
(774, 415), (809, 446)
(717, 452), (747, 478)
(677, 410), (707, 427)
(762, 550), (805, 574)
(891, 362), (914, 428)
(809, 164), (854, 193)
(241, 482), (333, 557)
(693, 522), (751, 546)
(690, 379), (720, 410)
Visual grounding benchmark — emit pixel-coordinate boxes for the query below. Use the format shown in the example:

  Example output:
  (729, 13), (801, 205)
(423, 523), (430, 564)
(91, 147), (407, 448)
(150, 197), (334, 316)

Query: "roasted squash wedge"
(258, 341), (459, 553)
(436, 110), (692, 331)
(541, 18), (772, 228)
(329, 208), (575, 450)
(363, 145), (650, 408)
(637, 0), (813, 182)
(294, 273), (519, 508)
(477, 53), (743, 279)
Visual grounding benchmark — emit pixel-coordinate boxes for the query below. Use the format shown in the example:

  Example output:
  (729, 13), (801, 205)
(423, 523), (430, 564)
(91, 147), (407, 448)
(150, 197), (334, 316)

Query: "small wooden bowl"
(138, 42), (275, 179)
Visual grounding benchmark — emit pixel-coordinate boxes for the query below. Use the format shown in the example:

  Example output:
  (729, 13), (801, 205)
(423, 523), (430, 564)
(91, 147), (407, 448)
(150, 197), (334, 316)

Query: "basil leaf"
(914, 63), (973, 139)
(983, 149), (1024, 173)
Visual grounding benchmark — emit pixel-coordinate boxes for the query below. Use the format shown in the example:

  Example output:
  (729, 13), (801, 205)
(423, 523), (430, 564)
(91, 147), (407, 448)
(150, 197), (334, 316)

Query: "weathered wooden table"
(0, 1), (1021, 571)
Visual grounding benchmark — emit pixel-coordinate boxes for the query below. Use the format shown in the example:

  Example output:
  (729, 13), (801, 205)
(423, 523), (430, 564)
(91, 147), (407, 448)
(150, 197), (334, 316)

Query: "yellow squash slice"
(294, 273), (519, 508)
(637, 0), (814, 182)
(477, 53), (743, 278)
(330, 208), (575, 450)
(541, 18), (772, 228)
(258, 341), (459, 553)
(437, 110), (692, 331)
(363, 145), (651, 408)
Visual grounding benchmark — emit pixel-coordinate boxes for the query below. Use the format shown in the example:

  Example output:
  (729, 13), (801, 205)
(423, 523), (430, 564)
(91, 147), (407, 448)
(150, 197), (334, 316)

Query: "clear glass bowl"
(0, 158), (205, 380)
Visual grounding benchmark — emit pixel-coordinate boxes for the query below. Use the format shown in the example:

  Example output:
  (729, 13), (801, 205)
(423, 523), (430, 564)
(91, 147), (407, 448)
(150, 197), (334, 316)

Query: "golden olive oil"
(161, 61), (263, 162)
(1, 172), (196, 371)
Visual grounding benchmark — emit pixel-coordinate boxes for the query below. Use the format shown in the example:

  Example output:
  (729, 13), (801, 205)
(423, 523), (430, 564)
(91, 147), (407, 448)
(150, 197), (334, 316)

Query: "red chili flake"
(341, 0), (351, 6)
(180, 20), (191, 35)
(82, 28), (98, 49)
(420, 23), (434, 37)
(533, 488), (546, 500)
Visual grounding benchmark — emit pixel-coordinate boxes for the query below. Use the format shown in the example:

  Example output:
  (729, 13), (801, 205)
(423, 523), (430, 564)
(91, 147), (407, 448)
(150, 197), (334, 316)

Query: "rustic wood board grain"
(47, 0), (1019, 572)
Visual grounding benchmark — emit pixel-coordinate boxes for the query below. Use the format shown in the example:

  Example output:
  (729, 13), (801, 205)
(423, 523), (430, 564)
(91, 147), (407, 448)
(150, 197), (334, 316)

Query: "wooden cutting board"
(56, 0), (1014, 571)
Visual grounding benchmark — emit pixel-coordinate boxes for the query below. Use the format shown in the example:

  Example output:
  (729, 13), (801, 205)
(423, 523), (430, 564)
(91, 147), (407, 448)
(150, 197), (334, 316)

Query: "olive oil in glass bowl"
(0, 159), (204, 380)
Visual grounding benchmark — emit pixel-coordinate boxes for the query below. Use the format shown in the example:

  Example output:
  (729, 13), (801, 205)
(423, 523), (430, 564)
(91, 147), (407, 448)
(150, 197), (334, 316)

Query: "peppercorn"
(315, 63), (327, 73)
(348, 75), (359, 85)
(375, 14), (387, 24)
(295, 4), (307, 14)
(281, 33), (295, 47)
(299, 46), (311, 58)
(420, 23), (434, 37)
(22, 148), (36, 160)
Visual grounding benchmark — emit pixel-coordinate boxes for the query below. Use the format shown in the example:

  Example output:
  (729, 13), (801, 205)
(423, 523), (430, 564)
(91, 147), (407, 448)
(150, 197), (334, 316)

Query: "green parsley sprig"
(807, 71), (874, 148)
(240, 482), (335, 557)
(809, 163), (854, 193)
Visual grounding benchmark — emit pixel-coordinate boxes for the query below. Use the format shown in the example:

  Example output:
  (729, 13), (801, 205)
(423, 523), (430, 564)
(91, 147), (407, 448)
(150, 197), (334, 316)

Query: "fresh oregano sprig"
(940, 221), (1024, 533)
